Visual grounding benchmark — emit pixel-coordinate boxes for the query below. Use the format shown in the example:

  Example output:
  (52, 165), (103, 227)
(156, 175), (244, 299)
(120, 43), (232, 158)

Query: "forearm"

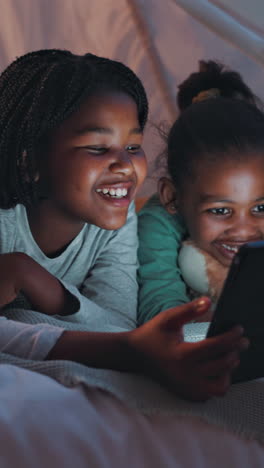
(17, 253), (78, 316)
(46, 329), (140, 372)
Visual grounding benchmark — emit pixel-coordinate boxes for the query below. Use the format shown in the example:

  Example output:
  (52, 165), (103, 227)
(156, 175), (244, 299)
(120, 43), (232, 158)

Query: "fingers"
(177, 337), (248, 400)
(171, 372), (232, 401)
(165, 330), (249, 400)
(175, 368), (234, 401)
(203, 373), (232, 398)
(161, 297), (211, 330)
(190, 326), (249, 361)
(198, 350), (240, 377)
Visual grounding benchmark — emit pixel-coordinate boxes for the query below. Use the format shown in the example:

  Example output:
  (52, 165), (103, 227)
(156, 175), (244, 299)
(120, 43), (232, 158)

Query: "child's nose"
(227, 220), (260, 241)
(109, 151), (134, 175)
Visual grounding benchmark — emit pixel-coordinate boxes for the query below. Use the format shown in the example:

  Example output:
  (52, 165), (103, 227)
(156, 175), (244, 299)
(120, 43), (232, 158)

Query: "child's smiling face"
(37, 90), (147, 231)
(178, 155), (264, 267)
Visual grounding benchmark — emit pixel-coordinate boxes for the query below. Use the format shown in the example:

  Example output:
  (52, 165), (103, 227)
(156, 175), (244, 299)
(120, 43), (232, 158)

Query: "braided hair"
(0, 49), (148, 208)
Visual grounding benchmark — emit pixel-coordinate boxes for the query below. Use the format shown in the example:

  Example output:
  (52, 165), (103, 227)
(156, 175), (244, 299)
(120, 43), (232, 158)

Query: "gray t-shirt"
(0, 202), (138, 332)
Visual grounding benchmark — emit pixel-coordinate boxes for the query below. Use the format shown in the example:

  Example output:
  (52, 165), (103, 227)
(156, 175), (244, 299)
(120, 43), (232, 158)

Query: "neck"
(27, 201), (85, 257)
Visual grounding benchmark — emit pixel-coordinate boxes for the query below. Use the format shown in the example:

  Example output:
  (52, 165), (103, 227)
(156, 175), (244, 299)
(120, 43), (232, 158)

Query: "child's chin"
(99, 216), (127, 231)
(219, 254), (236, 268)
(211, 246), (237, 268)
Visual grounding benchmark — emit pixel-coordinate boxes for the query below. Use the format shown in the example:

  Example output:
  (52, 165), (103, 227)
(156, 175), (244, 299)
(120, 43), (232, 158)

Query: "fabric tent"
(0, 0), (263, 195)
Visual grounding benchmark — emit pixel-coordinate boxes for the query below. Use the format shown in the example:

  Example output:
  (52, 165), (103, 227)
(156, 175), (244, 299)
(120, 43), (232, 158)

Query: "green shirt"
(137, 194), (189, 324)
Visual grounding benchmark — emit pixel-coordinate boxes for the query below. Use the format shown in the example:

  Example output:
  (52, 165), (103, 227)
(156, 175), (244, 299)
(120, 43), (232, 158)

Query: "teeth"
(222, 244), (239, 253)
(96, 187), (128, 198)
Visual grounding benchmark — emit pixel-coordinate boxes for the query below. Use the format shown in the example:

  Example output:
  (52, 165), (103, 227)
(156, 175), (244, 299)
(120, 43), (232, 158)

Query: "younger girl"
(0, 50), (245, 402)
(138, 61), (264, 324)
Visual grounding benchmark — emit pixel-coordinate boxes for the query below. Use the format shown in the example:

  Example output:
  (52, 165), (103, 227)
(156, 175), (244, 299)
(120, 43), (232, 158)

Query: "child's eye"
(207, 207), (231, 216)
(252, 204), (264, 214)
(83, 146), (107, 154)
(126, 145), (141, 153)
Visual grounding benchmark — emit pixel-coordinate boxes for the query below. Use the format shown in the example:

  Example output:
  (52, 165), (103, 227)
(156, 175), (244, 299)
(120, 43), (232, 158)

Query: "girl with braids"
(0, 50), (246, 402)
(138, 60), (264, 325)
(0, 48), (149, 322)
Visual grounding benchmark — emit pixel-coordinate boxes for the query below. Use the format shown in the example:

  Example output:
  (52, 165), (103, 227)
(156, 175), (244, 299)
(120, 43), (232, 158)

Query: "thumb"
(161, 297), (211, 330)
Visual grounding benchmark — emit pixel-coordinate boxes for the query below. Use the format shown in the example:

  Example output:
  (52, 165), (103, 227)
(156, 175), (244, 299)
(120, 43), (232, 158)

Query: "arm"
(47, 297), (248, 401)
(0, 252), (78, 316)
(0, 204), (138, 325)
(137, 195), (189, 324)
(0, 298), (248, 401)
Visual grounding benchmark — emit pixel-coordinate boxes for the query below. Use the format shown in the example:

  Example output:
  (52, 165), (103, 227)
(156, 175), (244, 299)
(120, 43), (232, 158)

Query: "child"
(0, 48), (149, 328)
(138, 60), (264, 324)
(0, 50), (246, 402)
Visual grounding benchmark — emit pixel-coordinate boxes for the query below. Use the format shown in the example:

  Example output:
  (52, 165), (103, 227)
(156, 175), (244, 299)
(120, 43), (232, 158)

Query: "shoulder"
(138, 193), (186, 240)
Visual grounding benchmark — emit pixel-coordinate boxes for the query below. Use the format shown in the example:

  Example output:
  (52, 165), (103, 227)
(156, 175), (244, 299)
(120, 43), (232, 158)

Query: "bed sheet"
(0, 364), (263, 468)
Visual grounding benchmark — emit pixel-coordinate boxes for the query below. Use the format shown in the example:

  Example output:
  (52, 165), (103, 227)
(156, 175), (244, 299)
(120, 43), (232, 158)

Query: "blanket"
(1, 308), (264, 446)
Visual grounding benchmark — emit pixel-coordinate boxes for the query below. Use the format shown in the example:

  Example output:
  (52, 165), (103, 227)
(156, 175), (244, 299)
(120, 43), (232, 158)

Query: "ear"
(158, 177), (178, 215)
(33, 171), (40, 182)
(18, 150), (39, 182)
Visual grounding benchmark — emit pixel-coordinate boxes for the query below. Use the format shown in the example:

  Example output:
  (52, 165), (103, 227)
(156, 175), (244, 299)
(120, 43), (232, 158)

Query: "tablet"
(206, 240), (264, 383)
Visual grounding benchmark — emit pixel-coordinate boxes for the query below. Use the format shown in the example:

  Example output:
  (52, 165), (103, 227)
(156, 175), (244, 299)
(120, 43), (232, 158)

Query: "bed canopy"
(1, 0), (263, 194)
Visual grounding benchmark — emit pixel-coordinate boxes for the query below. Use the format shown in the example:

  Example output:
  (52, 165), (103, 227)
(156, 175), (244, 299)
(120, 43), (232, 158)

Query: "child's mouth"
(95, 184), (134, 207)
(95, 187), (128, 199)
(215, 239), (262, 264)
(212, 242), (242, 265)
(221, 243), (239, 254)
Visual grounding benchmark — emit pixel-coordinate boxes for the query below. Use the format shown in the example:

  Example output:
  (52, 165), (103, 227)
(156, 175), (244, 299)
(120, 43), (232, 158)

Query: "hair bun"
(192, 88), (220, 103)
(198, 60), (223, 76)
(177, 59), (258, 111)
